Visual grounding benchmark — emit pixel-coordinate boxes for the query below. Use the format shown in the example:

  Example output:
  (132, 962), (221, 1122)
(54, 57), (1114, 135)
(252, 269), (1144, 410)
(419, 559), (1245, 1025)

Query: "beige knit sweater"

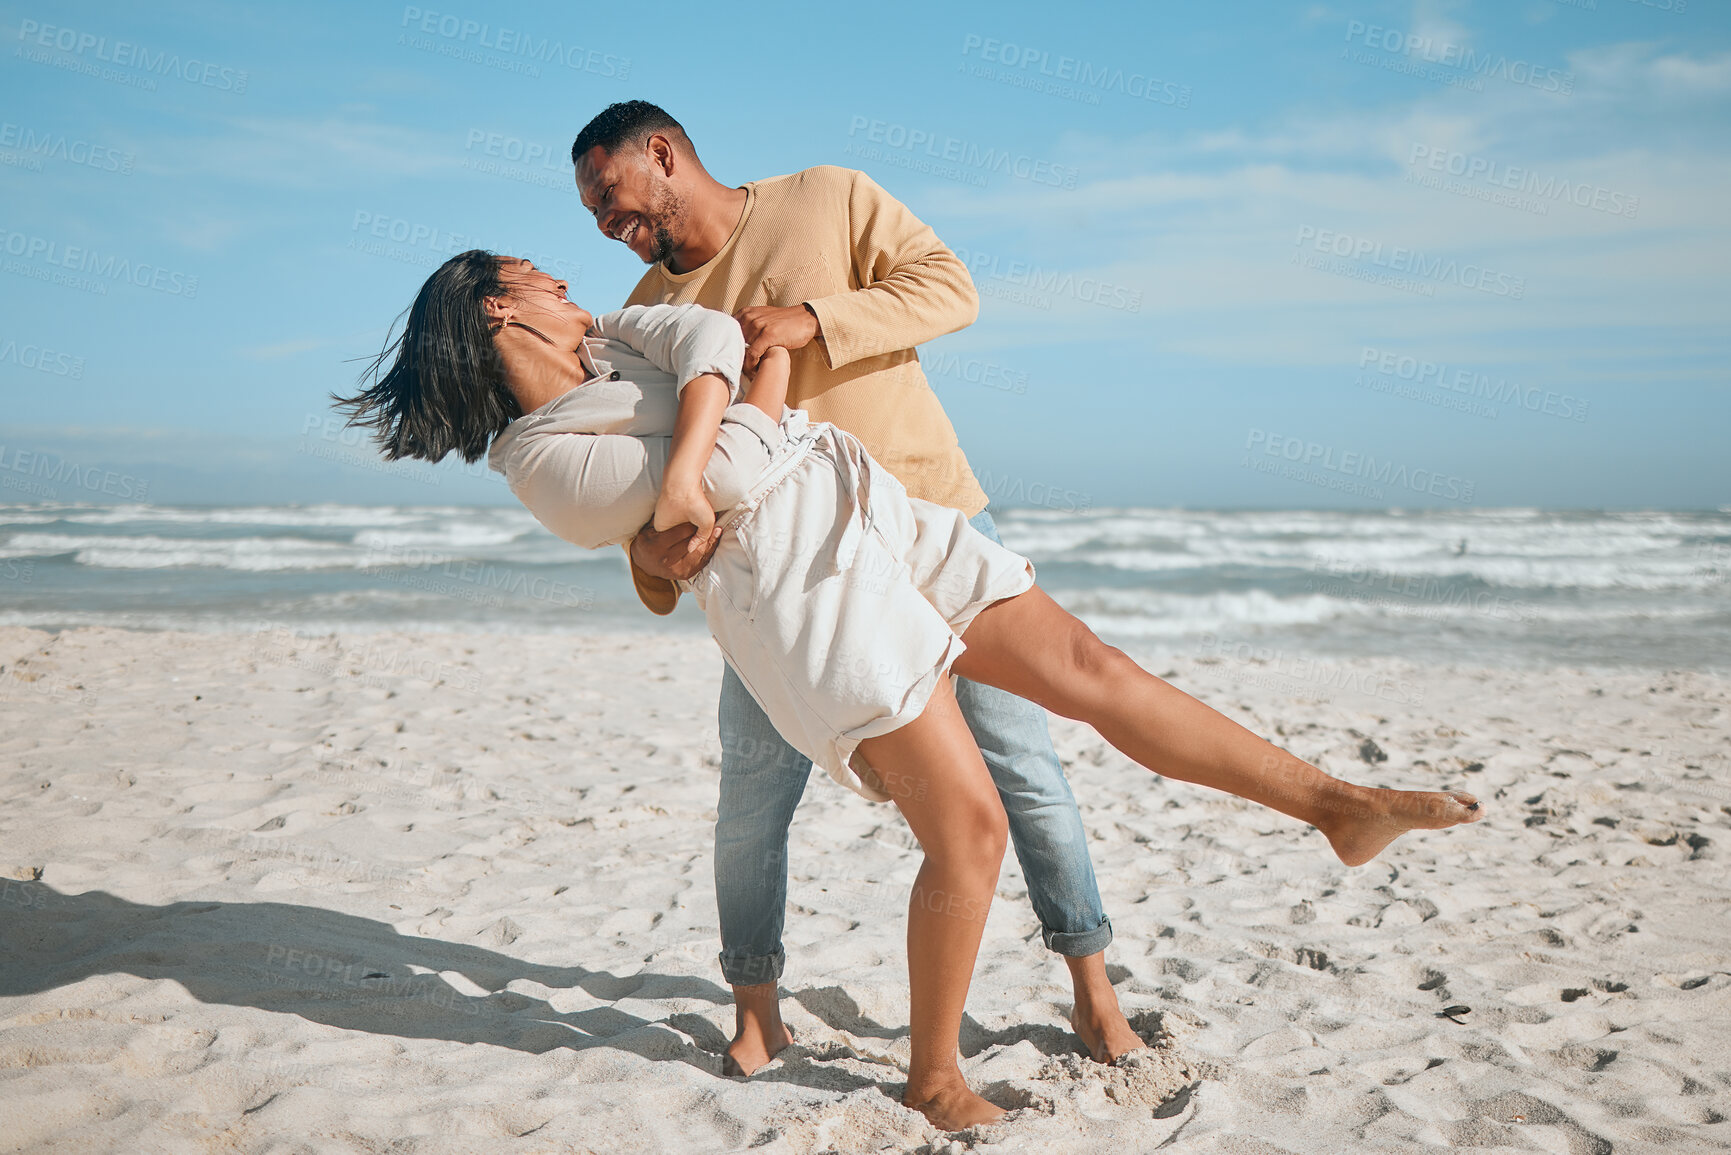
(624, 165), (988, 515)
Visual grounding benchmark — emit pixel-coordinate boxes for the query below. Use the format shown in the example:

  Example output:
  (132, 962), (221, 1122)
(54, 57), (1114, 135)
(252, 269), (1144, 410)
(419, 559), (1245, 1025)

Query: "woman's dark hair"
(334, 249), (522, 463)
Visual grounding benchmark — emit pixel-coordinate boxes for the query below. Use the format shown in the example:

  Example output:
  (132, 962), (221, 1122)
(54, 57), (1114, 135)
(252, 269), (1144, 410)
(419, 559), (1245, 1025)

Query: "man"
(571, 101), (1143, 1076)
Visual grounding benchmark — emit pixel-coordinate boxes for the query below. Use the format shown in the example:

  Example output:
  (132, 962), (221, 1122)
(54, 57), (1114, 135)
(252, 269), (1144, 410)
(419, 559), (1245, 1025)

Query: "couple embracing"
(339, 100), (1482, 1131)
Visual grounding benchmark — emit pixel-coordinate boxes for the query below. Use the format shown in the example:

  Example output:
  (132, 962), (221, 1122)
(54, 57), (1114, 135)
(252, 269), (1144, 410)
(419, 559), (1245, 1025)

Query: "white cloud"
(921, 41), (1730, 379)
(138, 107), (461, 190)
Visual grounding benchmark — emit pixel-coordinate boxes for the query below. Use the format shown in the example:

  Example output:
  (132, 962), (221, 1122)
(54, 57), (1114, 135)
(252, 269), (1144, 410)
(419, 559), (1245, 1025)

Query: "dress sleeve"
(503, 430), (665, 550)
(590, 302), (747, 401)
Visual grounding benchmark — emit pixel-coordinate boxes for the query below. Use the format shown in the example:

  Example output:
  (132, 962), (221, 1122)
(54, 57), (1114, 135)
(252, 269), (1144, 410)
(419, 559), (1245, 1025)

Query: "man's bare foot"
(1065, 952), (1147, 1063)
(904, 1078), (1006, 1131)
(1320, 787), (1484, 866)
(722, 1020), (792, 1077)
(1072, 1005), (1147, 1063)
(723, 981), (792, 1077)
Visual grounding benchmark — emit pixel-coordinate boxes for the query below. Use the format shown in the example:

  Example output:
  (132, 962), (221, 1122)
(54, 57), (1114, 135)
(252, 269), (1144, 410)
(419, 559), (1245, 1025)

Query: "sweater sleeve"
(803, 169), (980, 370)
(590, 302), (746, 400)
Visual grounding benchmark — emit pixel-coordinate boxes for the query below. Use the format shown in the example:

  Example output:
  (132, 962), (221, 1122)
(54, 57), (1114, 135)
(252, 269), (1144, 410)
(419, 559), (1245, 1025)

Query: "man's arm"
(800, 169), (979, 371)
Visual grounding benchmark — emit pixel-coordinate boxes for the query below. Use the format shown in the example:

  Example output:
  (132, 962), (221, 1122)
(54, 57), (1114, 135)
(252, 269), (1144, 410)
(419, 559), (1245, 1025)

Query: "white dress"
(489, 303), (1033, 802)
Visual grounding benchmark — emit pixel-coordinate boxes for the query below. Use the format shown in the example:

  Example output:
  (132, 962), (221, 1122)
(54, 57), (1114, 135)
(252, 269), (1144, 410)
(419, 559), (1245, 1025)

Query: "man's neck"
(667, 181), (749, 275)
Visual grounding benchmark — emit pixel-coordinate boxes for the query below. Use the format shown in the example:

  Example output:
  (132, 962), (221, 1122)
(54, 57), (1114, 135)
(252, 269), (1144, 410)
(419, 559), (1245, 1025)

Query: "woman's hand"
(653, 476), (716, 553)
(742, 344), (792, 418)
(753, 344), (791, 372)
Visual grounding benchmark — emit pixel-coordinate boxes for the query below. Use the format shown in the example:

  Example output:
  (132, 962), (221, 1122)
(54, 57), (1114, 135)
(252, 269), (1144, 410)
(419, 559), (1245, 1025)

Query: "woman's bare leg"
(856, 677), (1010, 1131)
(951, 587), (1483, 866)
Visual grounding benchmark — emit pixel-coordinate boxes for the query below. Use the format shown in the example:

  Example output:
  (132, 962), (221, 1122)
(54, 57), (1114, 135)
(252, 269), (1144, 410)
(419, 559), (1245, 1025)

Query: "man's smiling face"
(575, 140), (684, 266)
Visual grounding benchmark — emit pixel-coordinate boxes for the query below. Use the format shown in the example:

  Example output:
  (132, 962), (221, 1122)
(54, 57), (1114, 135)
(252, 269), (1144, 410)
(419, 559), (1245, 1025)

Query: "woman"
(337, 250), (1483, 1132)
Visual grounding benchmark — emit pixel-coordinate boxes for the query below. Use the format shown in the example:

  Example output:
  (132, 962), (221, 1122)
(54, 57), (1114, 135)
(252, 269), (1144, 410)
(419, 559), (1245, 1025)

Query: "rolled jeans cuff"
(1042, 915), (1114, 958)
(719, 948), (785, 987)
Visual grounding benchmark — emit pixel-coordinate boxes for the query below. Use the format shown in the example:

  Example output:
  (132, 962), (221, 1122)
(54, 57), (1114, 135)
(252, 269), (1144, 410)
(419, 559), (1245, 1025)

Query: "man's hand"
(735, 304), (820, 372)
(631, 519), (722, 582)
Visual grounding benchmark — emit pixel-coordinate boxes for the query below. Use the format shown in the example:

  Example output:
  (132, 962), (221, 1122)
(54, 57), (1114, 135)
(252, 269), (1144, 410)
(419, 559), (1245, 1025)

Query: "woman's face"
(495, 257), (593, 348)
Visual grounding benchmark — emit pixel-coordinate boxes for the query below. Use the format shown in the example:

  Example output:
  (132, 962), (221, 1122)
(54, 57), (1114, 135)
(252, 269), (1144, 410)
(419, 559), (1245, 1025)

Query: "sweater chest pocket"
(761, 256), (832, 308)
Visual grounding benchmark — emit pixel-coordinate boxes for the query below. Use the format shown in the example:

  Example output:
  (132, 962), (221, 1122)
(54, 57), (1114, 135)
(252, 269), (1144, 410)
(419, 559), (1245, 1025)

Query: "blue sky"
(0, 0), (1726, 509)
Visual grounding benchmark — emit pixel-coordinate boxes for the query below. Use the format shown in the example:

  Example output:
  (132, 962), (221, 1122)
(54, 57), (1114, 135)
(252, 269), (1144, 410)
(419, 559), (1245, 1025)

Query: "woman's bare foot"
(1319, 787), (1484, 866)
(723, 982), (793, 1077)
(904, 1076), (1006, 1131)
(1065, 952), (1147, 1062)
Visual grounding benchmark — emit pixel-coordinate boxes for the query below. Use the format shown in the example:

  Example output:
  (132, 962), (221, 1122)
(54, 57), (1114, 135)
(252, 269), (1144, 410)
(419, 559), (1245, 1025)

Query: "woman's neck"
(498, 324), (591, 413)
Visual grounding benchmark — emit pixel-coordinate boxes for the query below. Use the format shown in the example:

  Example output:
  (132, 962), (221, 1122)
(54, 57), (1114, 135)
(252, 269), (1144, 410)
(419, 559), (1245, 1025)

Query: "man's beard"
(645, 183), (685, 267)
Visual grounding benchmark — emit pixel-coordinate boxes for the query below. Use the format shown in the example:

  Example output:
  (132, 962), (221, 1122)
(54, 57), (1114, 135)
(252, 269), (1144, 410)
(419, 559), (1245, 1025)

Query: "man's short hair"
(571, 101), (688, 165)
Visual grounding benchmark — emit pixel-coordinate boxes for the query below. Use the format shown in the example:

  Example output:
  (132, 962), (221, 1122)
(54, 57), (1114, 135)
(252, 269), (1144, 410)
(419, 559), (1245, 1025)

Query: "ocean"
(1, 503), (1727, 673)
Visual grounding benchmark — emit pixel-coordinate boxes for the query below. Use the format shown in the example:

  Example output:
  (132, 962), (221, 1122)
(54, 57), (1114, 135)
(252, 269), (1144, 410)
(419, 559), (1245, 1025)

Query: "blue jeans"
(712, 509), (1112, 986)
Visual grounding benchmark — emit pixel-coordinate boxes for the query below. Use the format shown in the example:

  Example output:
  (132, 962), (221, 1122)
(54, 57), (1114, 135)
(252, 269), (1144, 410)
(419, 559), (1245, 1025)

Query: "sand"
(2, 623), (1729, 1153)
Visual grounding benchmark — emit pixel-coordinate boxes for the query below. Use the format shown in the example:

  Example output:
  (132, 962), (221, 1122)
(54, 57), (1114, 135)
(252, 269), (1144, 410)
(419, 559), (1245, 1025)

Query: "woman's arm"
(653, 343), (792, 548)
(652, 372), (731, 549)
(743, 345), (790, 418)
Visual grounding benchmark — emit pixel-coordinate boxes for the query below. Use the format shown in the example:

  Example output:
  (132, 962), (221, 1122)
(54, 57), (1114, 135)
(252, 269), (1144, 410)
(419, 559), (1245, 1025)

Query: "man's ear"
(647, 132), (677, 177)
